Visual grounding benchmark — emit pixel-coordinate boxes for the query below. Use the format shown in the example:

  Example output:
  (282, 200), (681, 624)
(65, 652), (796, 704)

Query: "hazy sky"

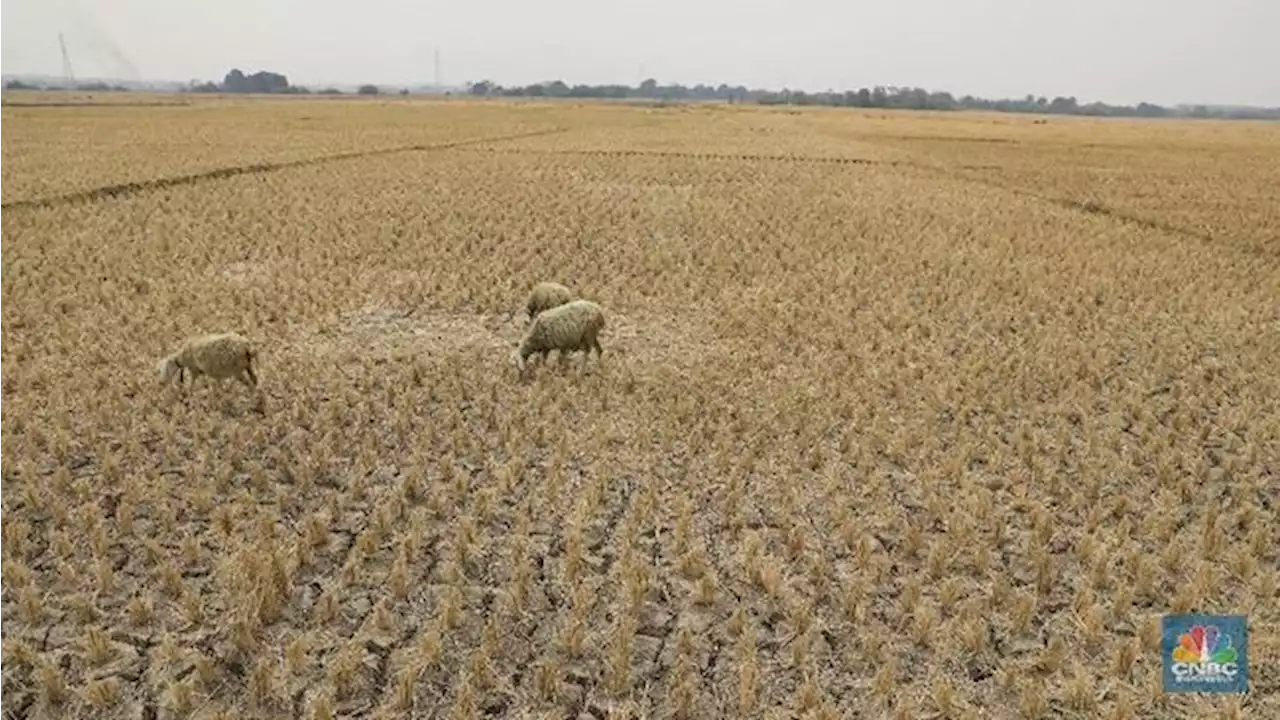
(3, 0), (1277, 106)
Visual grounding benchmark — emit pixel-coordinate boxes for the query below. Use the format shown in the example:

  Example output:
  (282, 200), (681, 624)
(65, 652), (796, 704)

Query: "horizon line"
(3, 71), (1278, 111)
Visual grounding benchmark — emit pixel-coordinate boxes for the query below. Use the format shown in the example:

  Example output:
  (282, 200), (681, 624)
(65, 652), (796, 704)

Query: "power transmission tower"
(59, 32), (76, 87)
(434, 48), (441, 88)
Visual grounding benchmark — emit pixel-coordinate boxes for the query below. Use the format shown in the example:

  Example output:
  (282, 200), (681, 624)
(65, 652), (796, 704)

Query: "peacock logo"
(1172, 620), (1239, 681)
(1172, 625), (1238, 667)
(1163, 616), (1247, 692)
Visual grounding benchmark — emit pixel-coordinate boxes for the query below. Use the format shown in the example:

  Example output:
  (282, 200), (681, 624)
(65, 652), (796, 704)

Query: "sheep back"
(526, 282), (573, 319)
(176, 332), (256, 380)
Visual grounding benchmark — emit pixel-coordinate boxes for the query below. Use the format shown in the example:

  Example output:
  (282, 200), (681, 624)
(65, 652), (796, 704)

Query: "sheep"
(156, 332), (258, 390)
(525, 281), (574, 322)
(513, 299), (606, 377)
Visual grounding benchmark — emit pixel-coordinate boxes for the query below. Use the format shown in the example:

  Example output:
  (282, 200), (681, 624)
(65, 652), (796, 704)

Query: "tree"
(928, 91), (956, 109)
(1135, 102), (1167, 117)
(221, 69), (291, 94)
(357, 84), (380, 95)
(468, 80), (495, 96)
(223, 69), (248, 92)
(638, 78), (658, 96)
(1047, 96), (1078, 114)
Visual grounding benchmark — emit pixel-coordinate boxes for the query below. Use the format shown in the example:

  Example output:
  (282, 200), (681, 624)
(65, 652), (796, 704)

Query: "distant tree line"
(187, 69), (311, 94)
(183, 71), (402, 97)
(8, 67), (1275, 120)
(5, 78), (128, 92)
(466, 78), (1280, 120)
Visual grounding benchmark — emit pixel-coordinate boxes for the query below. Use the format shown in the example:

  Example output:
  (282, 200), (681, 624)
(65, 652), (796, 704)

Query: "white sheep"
(513, 299), (606, 377)
(156, 332), (259, 389)
(525, 281), (574, 321)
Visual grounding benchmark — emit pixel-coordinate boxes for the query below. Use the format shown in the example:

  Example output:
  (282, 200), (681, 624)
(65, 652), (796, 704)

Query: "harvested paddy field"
(3, 93), (1277, 719)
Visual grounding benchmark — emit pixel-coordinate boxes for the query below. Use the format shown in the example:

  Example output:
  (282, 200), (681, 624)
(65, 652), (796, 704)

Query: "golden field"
(2, 92), (1278, 719)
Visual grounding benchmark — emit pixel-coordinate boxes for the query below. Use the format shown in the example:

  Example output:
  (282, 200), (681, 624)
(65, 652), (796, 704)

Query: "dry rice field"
(2, 93), (1278, 720)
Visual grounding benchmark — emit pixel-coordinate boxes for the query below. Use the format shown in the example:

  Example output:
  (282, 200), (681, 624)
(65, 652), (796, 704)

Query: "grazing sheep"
(525, 281), (574, 321)
(157, 332), (258, 389)
(514, 299), (606, 377)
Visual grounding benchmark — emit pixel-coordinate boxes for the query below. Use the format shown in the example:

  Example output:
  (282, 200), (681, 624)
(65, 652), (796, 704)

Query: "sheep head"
(156, 355), (182, 383)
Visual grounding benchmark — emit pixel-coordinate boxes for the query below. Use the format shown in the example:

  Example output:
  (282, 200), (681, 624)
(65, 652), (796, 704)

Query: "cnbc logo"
(1162, 614), (1249, 694)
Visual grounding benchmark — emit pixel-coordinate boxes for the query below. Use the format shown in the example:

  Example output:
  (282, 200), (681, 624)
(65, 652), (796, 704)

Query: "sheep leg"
(522, 352), (540, 379)
(525, 351), (549, 380)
